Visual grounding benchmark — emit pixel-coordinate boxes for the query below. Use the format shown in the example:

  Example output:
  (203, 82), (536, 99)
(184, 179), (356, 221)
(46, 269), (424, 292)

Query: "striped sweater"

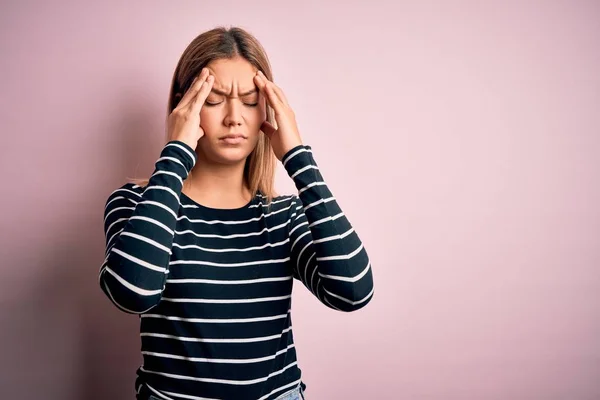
(99, 140), (375, 400)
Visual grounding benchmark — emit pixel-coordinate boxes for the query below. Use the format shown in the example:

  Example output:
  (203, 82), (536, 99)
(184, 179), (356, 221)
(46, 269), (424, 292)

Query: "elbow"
(323, 282), (375, 313)
(337, 287), (375, 312)
(99, 267), (162, 314)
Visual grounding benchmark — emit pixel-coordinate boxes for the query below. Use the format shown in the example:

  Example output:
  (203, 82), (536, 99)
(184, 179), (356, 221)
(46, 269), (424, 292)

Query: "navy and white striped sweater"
(99, 140), (374, 400)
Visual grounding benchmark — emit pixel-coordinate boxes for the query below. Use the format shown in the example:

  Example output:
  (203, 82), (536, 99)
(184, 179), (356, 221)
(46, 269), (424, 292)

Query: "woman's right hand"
(167, 68), (214, 151)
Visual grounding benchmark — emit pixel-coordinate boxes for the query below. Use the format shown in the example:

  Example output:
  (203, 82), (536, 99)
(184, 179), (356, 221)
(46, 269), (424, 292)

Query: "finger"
(255, 73), (283, 114)
(177, 68), (209, 110)
(258, 71), (289, 106)
(189, 74), (214, 114)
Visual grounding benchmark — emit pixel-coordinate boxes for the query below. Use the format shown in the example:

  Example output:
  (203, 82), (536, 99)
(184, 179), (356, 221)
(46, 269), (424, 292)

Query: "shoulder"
(104, 182), (145, 208)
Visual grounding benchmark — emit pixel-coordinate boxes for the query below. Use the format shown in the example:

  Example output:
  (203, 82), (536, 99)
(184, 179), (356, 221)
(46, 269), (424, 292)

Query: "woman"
(100, 26), (374, 400)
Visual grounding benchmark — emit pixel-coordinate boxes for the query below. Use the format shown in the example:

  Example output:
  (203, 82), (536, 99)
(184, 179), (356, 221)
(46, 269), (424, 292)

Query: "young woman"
(100, 26), (374, 400)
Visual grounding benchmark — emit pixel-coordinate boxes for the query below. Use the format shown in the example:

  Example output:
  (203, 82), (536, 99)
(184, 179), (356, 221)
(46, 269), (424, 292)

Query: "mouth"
(219, 133), (247, 145)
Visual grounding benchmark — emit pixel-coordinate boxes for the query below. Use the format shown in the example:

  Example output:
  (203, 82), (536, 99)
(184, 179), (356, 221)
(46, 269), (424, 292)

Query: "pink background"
(1, 1), (599, 399)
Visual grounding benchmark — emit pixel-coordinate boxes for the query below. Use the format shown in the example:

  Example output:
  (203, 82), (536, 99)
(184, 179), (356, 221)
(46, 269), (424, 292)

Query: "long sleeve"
(283, 145), (374, 312)
(99, 140), (197, 314)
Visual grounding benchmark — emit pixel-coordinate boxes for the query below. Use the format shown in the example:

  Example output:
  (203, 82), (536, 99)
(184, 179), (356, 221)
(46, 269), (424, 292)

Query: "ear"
(260, 120), (277, 139)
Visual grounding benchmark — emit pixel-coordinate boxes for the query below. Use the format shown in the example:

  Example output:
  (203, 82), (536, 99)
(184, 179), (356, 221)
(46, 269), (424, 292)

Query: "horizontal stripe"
(141, 311), (290, 324)
(140, 360), (297, 385)
(169, 257), (290, 268)
(319, 261), (372, 282)
(140, 327), (293, 344)
(176, 203), (292, 225)
(142, 344), (294, 364)
(166, 276), (292, 285)
(172, 238), (289, 253)
(161, 295), (291, 304)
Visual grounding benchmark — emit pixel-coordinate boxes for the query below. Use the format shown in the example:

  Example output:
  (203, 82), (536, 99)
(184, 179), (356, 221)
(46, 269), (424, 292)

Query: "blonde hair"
(129, 26), (278, 205)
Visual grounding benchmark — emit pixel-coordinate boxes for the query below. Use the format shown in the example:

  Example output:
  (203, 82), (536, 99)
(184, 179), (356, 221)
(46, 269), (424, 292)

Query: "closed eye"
(204, 101), (258, 107)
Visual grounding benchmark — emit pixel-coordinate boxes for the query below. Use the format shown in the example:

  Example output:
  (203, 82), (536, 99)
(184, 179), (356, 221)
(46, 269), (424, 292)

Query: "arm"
(284, 145), (374, 312)
(99, 140), (196, 314)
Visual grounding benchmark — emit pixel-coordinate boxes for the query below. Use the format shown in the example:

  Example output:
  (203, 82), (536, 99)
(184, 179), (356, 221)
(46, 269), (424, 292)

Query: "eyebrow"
(210, 88), (258, 97)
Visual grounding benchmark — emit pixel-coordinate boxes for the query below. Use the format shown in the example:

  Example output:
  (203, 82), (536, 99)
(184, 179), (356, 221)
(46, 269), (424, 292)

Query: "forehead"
(205, 57), (257, 92)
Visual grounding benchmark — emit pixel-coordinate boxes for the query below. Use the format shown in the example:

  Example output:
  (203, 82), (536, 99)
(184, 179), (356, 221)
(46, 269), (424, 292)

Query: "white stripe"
(106, 217), (128, 238)
(111, 248), (166, 272)
(177, 203), (291, 225)
(101, 278), (154, 314)
(319, 261), (371, 282)
(161, 295), (291, 304)
(140, 327), (293, 344)
(323, 293), (342, 311)
(147, 384), (178, 400)
(166, 276), (292, 285)
(290, 164), (318, 179)
(156, 156), (187, 172)
(152, 170), (184, 185)
(248, 197), (291, 208)
(304, 196), (336, 211)
(296, 241), (311, 270)
(103, 266), (163, 296)
(313, 227), (354, 244)
(282, 147), (309, 166)
(309, 263), (318, 294)
(290, 230), (311, 252)
(324, 286), (374, 306)
(105, 195), (137, 210)
(165, 142), (196, 167)
(298, 181), (327, 195)
(139, 200), (178, 219)
(172, 238), (289, 253)
(142, 344), (295, 364)
(175, 219), (290, 239)
(129, 215), (174, 235)
(316, 243), (363, 261)
(103, 206), (135, 223)
(143, 185), (180, 201)
(106, 227), (124, 251)
(141, 311), (290, 324)
(308, 212), (345, 228)
(120, 231), (172, 254)
(169, 257), (290, 268)
(107, 188), (142, 202)
(303, 252), (316, 287)
(289, 220), (308, 237)
(140, 361), (297, 385)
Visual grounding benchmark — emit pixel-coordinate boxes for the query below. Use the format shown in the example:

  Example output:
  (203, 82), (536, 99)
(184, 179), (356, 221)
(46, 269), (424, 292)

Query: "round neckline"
(179, 190), (259, 216)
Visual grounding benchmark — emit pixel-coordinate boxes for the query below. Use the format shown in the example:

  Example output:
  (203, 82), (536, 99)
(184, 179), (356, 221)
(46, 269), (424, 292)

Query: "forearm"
(284, 145), (374, 311)
(99, 141), (196, 313)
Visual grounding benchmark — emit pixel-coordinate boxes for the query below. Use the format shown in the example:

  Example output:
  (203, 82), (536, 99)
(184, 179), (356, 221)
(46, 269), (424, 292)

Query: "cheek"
(200, 109), (219, 133)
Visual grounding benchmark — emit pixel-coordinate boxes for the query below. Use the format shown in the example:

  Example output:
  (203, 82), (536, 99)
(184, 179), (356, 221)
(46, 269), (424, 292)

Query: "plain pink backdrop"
(1, 1), (599, 399)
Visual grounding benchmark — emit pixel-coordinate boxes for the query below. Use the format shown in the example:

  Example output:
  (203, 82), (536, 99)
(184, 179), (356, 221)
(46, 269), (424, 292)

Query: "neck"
(183, 158), (252, 209)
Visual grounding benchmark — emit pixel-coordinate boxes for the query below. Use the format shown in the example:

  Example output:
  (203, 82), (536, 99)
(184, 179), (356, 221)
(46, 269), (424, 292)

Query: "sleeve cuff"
(161, 140), (197, 174)
(282, 144), (317, 177)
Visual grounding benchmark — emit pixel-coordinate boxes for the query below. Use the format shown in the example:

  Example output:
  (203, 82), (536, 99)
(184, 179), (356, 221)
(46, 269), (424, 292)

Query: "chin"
(199, 144), (255, 165)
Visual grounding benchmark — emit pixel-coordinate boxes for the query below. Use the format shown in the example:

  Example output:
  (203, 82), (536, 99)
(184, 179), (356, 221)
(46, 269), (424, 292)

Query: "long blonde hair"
(129, 26), (278, 204)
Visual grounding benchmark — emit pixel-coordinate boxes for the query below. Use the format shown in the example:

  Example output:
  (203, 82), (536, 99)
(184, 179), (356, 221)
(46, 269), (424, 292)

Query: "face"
(197, 56), (267, 166)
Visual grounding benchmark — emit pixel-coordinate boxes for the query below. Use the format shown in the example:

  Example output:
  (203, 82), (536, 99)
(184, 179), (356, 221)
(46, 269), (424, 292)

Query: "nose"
(223, 98), (243, 127)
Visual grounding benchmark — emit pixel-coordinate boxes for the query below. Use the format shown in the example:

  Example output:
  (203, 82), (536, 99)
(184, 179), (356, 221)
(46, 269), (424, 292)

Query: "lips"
(219, 133), (247, 145)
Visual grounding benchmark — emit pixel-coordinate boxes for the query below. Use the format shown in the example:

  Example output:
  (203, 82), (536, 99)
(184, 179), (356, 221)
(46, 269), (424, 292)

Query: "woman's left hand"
(254, 71), (303, 161)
